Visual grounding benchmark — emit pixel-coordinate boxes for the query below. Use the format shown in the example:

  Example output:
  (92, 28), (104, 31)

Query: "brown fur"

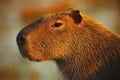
(17, 9), (120, 80)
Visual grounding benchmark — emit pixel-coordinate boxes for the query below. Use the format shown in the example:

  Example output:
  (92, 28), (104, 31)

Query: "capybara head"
(17, 9), (82, 61)
(17, 9), (120, 80)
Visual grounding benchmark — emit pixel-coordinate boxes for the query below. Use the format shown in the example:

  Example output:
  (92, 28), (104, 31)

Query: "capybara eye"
(54, 23), (62, 27)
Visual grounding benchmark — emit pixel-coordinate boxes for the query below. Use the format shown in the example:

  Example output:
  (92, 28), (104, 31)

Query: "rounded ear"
(69, 10), (82, 24)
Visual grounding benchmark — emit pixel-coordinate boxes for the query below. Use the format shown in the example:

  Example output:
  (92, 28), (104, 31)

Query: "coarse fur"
(17, 9), (120, 80)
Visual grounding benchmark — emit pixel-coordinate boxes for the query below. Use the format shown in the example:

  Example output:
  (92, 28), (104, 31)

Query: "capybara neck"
(55, 38), (120, 80)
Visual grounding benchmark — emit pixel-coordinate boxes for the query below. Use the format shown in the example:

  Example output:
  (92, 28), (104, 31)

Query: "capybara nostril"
(20, 37), (25, 43)
(17, 34), (26, 45)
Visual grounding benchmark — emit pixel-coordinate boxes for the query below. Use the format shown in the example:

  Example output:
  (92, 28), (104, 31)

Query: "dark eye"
(54, 23), (62, 27)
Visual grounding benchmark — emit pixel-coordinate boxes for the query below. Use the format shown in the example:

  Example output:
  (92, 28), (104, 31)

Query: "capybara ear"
(69, 10), (82, 24)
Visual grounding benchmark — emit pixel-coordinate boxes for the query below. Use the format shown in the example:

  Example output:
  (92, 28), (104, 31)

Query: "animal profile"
(17, 9), (120, 80)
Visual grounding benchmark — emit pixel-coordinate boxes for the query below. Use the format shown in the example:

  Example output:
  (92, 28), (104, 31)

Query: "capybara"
(17, 9), (120, 80)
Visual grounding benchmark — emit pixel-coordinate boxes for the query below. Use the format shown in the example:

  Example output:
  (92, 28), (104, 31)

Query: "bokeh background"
(0, 0), (120, 80)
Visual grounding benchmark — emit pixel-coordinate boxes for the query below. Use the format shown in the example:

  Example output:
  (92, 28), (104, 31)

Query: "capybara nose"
(17, 33), (26, 45)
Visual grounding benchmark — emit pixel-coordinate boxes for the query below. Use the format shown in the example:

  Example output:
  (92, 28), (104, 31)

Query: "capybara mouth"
(18, 47), (40, 62)
(17, 45), (29, 58)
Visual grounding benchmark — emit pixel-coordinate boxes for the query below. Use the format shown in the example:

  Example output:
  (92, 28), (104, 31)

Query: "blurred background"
(0, 0), (120, 80)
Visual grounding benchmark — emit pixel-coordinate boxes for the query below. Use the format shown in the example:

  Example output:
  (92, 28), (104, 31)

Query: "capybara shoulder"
(17, 9), (120, 80)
